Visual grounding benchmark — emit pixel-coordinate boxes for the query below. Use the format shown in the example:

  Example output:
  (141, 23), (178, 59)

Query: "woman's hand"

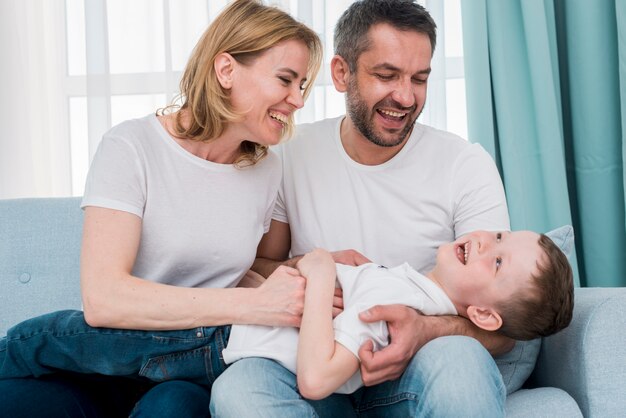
(253, 265), (306, 327)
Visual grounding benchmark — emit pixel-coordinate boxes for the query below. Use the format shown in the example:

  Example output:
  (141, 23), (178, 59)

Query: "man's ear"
(330, 55), (351, 93)
(214, 52), (236, 89)
(466, 306), (503, 332)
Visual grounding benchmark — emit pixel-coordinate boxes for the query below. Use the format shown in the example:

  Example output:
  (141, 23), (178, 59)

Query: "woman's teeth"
(269, 112), (287, 125)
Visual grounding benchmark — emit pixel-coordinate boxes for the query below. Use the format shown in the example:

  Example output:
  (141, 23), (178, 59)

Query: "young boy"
(222, 229), (574, 399)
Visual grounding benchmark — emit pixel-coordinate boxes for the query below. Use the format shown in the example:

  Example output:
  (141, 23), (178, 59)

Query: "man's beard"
(346, 78), (421, 148)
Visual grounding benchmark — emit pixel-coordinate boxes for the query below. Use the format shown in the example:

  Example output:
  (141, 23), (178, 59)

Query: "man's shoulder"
(411, 123), (491, 161)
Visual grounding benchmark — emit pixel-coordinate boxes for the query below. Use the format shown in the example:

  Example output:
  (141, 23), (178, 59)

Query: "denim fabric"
(131, 380), (212, 417)
(0, 309), (230, 417)
(0, 309), (230, 387)
(210, 335), (506, 418)
(0, 375), (213, 418)
(0, 373), (145, 418)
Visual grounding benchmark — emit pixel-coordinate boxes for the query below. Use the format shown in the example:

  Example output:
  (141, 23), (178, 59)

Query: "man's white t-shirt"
(223, 262), (457, 394)
(274, 117), (510, 272)
(81, 114), (281, 288)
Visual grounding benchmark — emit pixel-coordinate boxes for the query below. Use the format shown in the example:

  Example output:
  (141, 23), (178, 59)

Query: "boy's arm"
(296, 249), (360, 400)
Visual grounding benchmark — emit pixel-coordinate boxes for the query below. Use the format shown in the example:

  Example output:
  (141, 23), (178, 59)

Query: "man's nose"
(391, 78), (415, 108)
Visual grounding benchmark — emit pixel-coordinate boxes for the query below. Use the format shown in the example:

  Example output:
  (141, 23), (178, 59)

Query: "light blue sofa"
(1, 197), (625, 416)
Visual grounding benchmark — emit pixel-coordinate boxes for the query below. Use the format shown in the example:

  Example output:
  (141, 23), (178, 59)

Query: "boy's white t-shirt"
(223, 262), (457, 394)
(81, 114), (282, 288)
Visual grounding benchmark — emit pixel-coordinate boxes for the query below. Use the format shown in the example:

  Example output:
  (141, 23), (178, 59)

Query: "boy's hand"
(297, 249), (343, 318)
(296, 248), (332, 277)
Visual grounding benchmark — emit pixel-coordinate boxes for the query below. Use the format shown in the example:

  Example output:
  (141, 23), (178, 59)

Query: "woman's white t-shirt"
(81, 114), (281, 288)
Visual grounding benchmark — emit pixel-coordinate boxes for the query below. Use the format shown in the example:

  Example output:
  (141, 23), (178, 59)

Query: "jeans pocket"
(139, 346), (216, 387)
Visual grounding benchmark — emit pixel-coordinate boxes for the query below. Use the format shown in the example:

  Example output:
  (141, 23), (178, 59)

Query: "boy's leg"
(352, 336), (506, 418)
(0, 309), (229, 387)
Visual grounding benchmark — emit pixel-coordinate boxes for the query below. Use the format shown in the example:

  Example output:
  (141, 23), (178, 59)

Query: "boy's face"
(428, 230), (543, 309)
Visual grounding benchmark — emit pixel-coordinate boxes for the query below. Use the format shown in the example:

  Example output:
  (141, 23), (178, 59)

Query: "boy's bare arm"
(296, 249), (360, 399)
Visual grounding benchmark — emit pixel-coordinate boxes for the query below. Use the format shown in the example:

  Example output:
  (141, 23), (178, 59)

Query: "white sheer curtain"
(0, 0), (466, 199)
(0, 0), (70, 198)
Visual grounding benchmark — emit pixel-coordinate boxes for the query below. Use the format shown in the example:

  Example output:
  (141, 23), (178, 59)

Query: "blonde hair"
(160, 0), (322, 167)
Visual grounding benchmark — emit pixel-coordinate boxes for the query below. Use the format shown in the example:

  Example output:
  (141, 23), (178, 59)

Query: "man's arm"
(296, 249), (360, 400)
(252, 220), (372, 278)
(358, 305), (514, 386)
(252, 220), (299, 278)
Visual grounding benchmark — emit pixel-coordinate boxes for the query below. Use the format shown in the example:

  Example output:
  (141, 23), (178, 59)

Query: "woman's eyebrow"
(277, 68), (300, 78)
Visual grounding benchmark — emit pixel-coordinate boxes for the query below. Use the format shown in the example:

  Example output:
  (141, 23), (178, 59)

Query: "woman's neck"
(158, 111), (242, 164)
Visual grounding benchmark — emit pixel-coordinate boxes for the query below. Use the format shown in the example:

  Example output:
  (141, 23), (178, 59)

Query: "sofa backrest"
(0, 197), (83, 336)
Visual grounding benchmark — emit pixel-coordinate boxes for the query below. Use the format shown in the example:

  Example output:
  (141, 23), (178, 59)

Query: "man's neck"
(339, 117), (410, 166)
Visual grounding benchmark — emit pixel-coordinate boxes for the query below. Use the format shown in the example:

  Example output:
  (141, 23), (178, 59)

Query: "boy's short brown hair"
(496, 234), (574, 341)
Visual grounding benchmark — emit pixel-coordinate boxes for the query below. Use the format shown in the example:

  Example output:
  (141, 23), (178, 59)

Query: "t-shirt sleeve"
(270, 144), (288, 223)
(333, 303), (389, 359)
(262, 152), (282, 233)
(81, 134), (146, 218)
(451, 144), (510, 237)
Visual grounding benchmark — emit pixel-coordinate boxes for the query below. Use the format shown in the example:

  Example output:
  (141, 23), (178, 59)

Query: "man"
(211, 1), (523, 416)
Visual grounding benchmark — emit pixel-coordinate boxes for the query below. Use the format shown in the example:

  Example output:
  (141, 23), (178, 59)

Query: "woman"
(0, 0), (321, 416)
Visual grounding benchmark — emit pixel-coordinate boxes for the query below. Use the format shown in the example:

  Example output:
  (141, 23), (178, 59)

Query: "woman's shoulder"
(105, 114), (157, 140)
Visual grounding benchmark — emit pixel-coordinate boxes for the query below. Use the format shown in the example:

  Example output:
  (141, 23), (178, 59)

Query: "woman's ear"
(466, 306), (503, 332)
(330, 55), (351, 93)
(214, 52), (236, 89)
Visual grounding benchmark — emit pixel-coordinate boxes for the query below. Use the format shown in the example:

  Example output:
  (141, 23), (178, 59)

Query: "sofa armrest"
(0, 197), (84, 336)
(528, 287), (626, 417)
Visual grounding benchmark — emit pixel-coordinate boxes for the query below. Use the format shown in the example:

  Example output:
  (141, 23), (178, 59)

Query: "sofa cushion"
(505, 387), (582, 417)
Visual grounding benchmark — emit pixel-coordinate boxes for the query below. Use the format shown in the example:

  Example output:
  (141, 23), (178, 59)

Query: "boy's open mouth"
(456, 242), (470, 265)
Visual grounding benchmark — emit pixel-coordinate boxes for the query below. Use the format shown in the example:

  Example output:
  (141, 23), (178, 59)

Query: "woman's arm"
(80, 207), (306, 330)
(295, 249), (360, 400)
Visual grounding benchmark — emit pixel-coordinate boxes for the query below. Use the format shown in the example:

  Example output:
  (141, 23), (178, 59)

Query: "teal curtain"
(461, 0), (626, 287)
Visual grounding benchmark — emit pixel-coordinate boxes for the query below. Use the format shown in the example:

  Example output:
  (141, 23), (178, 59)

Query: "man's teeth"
(379, 109), (406, 118)
(464, 243), (468, 264)
(269, 112), (287, 125)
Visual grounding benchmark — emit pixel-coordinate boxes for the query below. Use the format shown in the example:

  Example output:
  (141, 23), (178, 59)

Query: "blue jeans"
(209, 336), (506, 418)
(0, 309), (231, 417)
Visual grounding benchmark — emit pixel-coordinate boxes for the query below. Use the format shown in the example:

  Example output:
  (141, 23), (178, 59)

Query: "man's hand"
(357, 305), (425, 385)
(332, 287), (343, 318)
(331, 249), (371, 266)
(357, 305), (516, 386)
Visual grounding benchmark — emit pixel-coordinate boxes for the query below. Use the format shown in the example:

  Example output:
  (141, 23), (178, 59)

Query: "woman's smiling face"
(228, 39), (311, 146)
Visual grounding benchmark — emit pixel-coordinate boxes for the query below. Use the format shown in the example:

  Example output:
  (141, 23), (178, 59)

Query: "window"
(0, 0), (466, 198)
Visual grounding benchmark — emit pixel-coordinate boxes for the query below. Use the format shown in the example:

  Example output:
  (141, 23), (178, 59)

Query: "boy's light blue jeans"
(0, 309), (230, 417)
(210, 335), (507, 418)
